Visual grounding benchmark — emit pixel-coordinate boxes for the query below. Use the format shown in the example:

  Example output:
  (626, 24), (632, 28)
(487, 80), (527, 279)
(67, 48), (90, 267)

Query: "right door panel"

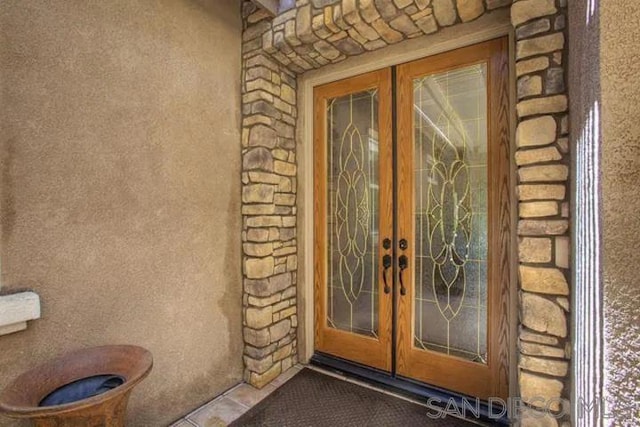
(396, 37), (511, 400)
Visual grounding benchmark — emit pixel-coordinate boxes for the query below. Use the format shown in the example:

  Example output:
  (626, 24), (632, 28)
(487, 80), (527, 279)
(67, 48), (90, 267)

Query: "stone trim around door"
(240, 49), (300, 388)
(241, 1), (571, 425)
(513, 1), (570, 425)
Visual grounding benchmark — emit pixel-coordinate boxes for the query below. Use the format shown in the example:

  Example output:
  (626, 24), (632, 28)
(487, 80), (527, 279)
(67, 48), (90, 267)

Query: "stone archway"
(239, 1), (570, 425)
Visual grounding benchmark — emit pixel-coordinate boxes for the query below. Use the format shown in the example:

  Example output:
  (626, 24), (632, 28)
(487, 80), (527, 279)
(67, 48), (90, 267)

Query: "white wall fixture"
(0, 292), (41, 336)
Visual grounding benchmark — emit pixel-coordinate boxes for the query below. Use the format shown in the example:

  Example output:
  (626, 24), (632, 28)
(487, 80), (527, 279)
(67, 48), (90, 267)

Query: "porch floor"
(170, 364), (491, 427)
(170, 365), (304, 427)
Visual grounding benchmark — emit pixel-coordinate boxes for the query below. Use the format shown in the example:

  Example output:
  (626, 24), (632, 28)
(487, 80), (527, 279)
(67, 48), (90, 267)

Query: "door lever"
(398, 255), (408, 296)
(382, 254), (392, 294)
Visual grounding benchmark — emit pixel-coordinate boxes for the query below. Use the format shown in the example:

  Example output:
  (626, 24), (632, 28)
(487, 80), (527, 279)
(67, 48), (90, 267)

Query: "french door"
(314, 38), (510, 400)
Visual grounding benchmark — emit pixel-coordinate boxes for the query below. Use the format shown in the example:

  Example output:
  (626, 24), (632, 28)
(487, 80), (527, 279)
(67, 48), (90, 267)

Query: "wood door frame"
(313, 68), (393, 371)
(299, 22), (516, 399)
(396, 37), (511, 400)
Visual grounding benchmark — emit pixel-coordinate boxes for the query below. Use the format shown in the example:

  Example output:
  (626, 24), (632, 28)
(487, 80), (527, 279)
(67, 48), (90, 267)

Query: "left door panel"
(314, 69), (393, 371)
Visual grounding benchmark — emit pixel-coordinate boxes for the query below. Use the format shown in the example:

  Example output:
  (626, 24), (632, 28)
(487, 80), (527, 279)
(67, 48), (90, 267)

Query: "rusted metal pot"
(0, 345), (153, 427)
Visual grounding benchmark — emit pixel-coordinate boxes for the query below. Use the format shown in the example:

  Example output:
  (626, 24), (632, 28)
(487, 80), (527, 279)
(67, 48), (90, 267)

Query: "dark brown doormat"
(230, 368), (483, 426)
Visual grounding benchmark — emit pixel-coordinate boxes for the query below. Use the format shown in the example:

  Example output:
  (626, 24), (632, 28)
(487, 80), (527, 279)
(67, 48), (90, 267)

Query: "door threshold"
(310, 353), (509, 426)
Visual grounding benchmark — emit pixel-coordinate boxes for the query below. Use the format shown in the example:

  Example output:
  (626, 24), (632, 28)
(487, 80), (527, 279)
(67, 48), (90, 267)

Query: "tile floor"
(170, 364), (304, 427)
(170, 364), (488, 427)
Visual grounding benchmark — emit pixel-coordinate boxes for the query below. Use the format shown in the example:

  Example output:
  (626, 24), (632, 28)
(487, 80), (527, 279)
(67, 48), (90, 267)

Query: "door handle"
(382, 254), (392, 294)
(398, 255), (408, 296)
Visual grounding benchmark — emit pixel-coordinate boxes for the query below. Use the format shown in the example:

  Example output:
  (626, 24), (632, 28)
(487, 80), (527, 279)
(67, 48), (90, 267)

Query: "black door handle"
(382, 254), (392, 294)
(398, 255), (408, 296)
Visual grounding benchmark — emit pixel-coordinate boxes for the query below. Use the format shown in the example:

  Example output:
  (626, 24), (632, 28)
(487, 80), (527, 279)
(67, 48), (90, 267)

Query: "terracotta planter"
(0, 345), (152, 427)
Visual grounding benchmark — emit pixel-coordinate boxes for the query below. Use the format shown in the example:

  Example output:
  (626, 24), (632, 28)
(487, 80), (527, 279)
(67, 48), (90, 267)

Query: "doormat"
(230, 368), (483, 426)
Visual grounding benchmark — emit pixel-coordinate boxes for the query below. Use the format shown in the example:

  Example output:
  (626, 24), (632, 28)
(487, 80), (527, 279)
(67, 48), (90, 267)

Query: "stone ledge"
(0, 292), (41, 336)
(252, 0), (280, 17)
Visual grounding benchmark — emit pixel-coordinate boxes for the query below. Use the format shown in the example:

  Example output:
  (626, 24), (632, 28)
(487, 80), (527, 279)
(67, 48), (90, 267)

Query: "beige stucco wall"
(0, 1), (243, 425)
(599, 0), (640, 420)
(569, 0), (640, 423)
(568, 1), (601, 424)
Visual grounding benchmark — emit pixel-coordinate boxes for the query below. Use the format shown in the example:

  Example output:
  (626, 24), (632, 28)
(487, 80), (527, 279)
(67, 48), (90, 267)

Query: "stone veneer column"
(512, 1), (571, 426)
(240, 4), (573, 420)
(241, 11), (300, 387)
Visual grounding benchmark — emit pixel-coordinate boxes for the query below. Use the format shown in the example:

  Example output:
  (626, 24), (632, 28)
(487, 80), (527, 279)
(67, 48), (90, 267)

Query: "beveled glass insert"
(413, 64), (488, 363)
(327, 89), (379, 338)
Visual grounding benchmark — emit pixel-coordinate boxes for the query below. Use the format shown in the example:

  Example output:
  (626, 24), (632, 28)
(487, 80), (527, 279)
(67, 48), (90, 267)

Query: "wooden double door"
(313, 38), (511, 400)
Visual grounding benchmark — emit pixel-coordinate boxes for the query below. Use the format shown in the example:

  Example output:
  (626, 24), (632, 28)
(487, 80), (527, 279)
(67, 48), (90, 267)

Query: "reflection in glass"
(413, 64), (488, 363)
(327, 89), (379, 338)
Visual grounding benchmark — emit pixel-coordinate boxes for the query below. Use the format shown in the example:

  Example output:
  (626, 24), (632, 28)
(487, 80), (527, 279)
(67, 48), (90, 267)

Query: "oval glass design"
(413, 64), (488, 364)
(336, 124), (371, 303)
(327, 89), (379, 338)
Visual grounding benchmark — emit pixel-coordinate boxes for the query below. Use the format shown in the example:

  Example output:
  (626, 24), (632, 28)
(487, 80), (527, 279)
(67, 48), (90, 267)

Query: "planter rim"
(0, 344), (153, 418)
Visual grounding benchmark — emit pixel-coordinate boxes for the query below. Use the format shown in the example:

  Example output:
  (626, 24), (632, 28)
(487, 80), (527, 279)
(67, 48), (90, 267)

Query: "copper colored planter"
(0, 345), (153, 427)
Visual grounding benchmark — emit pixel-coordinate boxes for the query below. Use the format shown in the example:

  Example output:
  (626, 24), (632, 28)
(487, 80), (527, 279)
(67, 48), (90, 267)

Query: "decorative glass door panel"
(413, 63), (489, 364)
(314, 69), (393, 371)
(396, 38), (510, 400)
(327, 89), (380, 338)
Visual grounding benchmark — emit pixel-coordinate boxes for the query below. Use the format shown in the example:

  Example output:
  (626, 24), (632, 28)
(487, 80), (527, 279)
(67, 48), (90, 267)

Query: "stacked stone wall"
(241, 23), (300, 385)
(251, 0), (511, 74)
(513, 1), (570, 425)
(241, 3), (573, 425)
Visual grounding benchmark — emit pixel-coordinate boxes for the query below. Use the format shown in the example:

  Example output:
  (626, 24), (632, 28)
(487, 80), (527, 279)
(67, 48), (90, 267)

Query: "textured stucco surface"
(599, 0), (640, 421)
(568, 1), (602, 424)
(0, 1), (243, 425)
(570, 0), (640, 423)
